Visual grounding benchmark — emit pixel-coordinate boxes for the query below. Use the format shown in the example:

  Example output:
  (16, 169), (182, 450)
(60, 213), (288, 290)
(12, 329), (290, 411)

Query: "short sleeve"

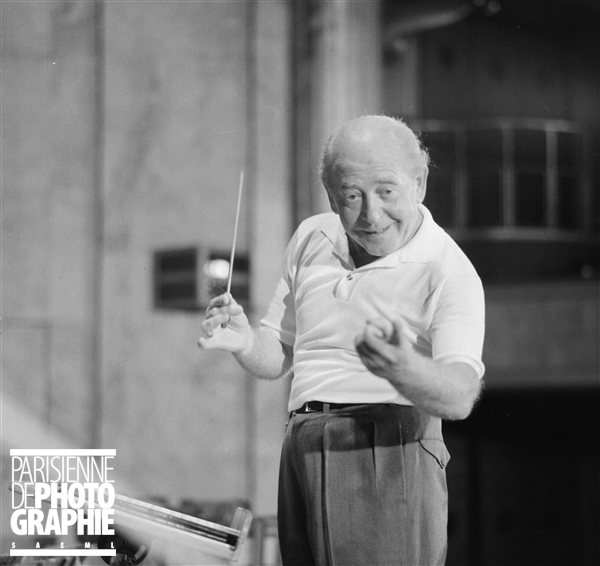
(429, 272), (486, 378)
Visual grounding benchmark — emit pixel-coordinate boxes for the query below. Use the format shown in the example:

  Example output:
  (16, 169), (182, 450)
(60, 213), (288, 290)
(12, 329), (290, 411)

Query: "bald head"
(320, 115), (429, 192)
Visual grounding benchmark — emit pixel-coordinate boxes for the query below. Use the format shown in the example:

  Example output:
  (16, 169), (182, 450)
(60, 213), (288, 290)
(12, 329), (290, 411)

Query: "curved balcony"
(409, 118), (599, 282)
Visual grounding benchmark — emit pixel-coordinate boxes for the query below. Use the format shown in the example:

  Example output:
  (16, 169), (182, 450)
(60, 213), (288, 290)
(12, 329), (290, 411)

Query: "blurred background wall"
(2, 1), (599, 564)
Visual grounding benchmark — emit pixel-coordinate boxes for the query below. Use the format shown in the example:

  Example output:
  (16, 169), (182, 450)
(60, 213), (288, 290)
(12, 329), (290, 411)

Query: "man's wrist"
(386, 351), (423, 389)
(236, 328), (255, 359)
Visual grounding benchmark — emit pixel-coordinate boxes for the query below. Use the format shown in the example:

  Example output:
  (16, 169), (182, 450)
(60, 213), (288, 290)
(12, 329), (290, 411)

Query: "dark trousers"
(277, 404), (450, 566)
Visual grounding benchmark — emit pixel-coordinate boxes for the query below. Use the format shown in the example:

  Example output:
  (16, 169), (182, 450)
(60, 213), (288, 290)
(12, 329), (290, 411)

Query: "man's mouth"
(359, 225), (391, 236)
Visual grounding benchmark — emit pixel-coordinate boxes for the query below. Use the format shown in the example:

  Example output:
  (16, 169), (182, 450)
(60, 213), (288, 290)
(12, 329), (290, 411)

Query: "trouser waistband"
(294, 401), (389, 414)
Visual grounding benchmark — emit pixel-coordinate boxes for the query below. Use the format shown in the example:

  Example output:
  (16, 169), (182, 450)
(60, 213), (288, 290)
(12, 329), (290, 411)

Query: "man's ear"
(326, 189), (339, 214)
(415, 167), (428, 204)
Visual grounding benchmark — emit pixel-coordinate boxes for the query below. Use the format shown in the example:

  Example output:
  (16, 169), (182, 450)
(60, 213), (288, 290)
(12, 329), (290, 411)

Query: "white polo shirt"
(261, 205), (485, 411)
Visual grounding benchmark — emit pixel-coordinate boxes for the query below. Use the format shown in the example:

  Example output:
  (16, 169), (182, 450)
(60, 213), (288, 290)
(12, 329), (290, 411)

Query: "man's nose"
(361, 195), (383, 224)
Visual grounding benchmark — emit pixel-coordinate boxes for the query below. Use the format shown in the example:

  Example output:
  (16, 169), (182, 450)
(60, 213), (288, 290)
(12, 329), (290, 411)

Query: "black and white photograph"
(1, 1), (599, 565)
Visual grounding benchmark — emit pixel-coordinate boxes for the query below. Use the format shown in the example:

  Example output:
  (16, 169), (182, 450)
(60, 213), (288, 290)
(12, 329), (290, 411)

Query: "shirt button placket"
(334, 271), (355, 301)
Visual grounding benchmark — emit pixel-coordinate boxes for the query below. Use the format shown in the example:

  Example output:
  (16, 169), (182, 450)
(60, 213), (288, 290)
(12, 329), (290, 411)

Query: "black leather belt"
(294, 401), (368, 414)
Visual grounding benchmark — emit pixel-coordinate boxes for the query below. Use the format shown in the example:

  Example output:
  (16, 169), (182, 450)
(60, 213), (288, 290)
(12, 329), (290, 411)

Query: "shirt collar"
(321, 205), (444, 268)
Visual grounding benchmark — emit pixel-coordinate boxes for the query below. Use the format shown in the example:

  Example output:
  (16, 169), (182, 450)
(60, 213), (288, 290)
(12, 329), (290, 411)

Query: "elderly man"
(199, 115), (485, 566)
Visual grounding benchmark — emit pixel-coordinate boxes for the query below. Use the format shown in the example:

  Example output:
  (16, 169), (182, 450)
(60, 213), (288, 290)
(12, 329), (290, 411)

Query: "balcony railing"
(410, 118), (598, 242)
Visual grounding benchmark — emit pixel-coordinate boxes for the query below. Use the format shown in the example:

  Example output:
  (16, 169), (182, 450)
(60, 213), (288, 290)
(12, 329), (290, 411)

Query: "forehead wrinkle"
(329, 147), (410, 184)
(333, 163), (409, 190)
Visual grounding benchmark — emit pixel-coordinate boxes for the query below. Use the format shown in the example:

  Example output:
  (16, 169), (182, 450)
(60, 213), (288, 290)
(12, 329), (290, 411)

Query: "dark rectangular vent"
(153, 248), (250, 311)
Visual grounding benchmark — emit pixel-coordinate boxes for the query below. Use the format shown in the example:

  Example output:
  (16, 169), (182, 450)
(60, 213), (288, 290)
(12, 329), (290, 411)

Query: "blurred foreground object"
(107, 493), (252, 564)
(4, 491), (252, 566)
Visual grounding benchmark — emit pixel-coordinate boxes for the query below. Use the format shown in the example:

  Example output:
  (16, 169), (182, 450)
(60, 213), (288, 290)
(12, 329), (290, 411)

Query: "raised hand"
(198, 293), (252, 354)
(354, 317), (413, 382)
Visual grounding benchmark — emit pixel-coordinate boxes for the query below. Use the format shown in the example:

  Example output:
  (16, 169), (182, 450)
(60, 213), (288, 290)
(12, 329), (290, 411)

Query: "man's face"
(327, 140), (427, 257)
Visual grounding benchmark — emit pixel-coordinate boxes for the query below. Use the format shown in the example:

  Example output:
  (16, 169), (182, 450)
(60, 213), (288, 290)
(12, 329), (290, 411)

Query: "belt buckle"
(303, 402), (318, 413)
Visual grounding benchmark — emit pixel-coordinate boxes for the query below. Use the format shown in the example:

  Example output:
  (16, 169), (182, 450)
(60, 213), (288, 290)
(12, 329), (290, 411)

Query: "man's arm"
(355, 318), (482, 420)
(198, 293), (292, 380)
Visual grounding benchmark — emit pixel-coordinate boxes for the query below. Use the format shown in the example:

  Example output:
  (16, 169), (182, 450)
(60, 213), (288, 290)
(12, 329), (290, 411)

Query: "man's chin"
(358, 240), (395, 257)
(353, 229), (404, 256)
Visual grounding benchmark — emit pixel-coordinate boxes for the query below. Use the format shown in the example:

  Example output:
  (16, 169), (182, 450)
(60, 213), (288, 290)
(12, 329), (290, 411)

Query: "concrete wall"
(418, 15), (598, 125)
(2, 1), (100, 447)
(100, 0), (291, 510)
(484, 281), (599, 388)
(1, 0), (291, 534)
(101, 0), (252, 503)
